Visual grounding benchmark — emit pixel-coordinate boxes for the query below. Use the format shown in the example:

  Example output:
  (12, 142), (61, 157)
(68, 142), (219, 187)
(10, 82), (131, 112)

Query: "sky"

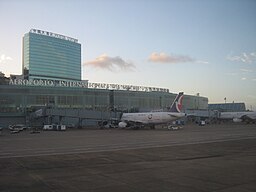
(0, 0), (256, 110)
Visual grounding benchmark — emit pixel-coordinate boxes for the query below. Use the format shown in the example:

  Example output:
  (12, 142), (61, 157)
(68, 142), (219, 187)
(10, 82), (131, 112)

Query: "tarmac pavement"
(0, 124), (256, 192)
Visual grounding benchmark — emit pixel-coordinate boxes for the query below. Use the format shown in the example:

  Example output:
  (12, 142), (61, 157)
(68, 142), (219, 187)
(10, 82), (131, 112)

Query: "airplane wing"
(168, 114), (180, 118)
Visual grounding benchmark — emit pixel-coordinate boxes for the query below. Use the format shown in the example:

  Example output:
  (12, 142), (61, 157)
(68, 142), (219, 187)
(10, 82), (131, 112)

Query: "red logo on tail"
(176, 95), (184, 112)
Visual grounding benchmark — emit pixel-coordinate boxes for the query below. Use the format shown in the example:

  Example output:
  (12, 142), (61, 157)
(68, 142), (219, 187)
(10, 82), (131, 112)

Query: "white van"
(57, 125), (66, 131)
(43, 125), (54, 130)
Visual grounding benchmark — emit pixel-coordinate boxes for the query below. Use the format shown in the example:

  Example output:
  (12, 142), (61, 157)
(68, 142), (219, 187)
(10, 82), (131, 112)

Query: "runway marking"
(1, 125), (256, 158)
(1, 136), (256, 159)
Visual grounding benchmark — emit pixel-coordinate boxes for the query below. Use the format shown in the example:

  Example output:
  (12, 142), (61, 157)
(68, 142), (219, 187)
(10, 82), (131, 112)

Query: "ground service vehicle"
(43, 124), (66, 131)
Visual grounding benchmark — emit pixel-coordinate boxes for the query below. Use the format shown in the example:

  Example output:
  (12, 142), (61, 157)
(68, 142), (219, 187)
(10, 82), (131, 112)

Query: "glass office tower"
(23, 29), (81, 81)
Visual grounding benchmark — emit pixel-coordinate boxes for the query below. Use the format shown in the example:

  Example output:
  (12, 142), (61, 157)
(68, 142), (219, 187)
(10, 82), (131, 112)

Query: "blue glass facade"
(23, 30), (81, 81)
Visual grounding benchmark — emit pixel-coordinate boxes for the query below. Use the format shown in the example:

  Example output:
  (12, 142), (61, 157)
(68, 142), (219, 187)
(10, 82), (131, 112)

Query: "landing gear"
(150, 125), (155, 130)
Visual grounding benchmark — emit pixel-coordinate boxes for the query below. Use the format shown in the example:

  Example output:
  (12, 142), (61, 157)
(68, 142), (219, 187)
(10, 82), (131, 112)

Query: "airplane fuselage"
(220, 111), (256, 122)
(220, 111), (256, 119)
(121, 112), (186, 125)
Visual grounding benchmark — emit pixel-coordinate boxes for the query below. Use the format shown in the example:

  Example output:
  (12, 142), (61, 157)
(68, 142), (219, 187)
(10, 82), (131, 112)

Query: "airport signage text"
(9, 79), (88, 88)
(30, 29), (78, 43)
(88, 82), (169, 93)
(9, 79), (169, 93)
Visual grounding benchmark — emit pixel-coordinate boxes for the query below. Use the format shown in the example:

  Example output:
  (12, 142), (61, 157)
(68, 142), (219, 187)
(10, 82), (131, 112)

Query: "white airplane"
(118, 92), (186, 129)
(220, 111), (256, 123)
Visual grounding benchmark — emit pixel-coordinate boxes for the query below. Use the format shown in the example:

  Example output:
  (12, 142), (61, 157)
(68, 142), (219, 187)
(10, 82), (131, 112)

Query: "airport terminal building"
(208, 103), (246, 112)
(0, 29), (208, 127)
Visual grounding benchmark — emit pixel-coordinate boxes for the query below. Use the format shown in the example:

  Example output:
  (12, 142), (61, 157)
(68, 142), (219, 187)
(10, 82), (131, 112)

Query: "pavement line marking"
(0, 137), (256, 159)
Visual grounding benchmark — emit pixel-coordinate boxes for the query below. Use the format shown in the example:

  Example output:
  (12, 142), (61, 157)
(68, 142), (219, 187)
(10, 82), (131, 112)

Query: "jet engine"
(233, 118), (242, 123)
(118, 122), (127, 128)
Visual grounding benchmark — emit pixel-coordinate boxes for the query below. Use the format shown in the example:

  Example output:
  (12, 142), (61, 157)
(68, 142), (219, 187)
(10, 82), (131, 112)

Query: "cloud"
(227, 52), (256, 64)
(241, 77), (247, 80)
(0, 54), (13, 64)
(148, 52), (195, 64)
(196, 60), (209, 64)
(240, 68), (253, 73)
(84, 54), (135, 72)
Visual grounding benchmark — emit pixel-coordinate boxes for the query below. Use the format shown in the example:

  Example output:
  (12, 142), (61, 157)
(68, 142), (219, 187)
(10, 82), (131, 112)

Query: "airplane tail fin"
(169, 92), (184, 113)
